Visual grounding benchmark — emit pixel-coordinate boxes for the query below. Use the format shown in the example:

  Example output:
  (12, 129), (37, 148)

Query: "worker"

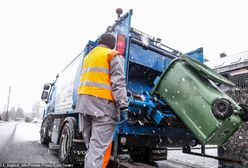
(76, 33), (128, 168)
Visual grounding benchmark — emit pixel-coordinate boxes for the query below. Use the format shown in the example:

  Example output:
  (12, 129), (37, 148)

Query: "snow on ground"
(13, 122), (41, 142)
(0, 120), (7, 125)
(0, 121), (59, 164)
(166, 146), (218, 168)
(0, 122), (18, 150)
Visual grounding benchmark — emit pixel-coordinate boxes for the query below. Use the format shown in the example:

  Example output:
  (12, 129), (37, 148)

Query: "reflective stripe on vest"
(78, 46), (119, 100)
(82, 67), (109, 74)
(80, 81), (111, 90)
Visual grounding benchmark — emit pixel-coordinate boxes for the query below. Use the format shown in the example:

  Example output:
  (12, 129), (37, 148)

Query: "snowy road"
(0, 121), (219, 168)
(0, 121), (59, 166)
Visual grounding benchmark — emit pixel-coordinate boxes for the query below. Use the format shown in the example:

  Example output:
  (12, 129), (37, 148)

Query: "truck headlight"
(212, 99), (233, 119)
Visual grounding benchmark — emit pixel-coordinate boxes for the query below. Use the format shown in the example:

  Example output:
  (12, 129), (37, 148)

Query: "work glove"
(120, 107), (129, 122)
(117, 107), (129, 128)
(113, 108), (129, 140)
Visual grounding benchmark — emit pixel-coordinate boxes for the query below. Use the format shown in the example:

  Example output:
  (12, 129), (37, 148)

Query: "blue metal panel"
(120, 124), (191, 137)
(129, 43), (172, 72)
(128, 80), (154, 93)
(186, 47), (204, 63)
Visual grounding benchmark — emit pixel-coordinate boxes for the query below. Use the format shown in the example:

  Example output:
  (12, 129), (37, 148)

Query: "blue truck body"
(40, 9), (205, 163)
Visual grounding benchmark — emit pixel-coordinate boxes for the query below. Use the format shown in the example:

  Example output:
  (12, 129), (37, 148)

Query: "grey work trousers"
(80, 114), (115, 168)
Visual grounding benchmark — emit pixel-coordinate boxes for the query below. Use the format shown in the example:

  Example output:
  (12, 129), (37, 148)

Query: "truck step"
(73, 139), (84, 143)
(48, 143), (59, 150)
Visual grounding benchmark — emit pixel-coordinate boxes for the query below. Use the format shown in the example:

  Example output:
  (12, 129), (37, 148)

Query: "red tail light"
(116, 34), (126, 56)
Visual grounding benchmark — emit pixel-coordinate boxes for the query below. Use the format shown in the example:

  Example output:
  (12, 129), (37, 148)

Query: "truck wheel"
(40, 119), (50, 145)
(129, 147), (150, 163)
(59, 122), (73, 163)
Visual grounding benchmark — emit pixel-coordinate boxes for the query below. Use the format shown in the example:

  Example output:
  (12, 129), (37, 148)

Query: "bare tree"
(9, 106), (16, 120)
(16, 107), (25, 118)
(1, 111), (7, 121)
(31, 101), (44, 119)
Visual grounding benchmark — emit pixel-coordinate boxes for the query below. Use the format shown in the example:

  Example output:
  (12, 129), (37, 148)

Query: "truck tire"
(40, 119), (50, 145)
(59, 122), (74, 163)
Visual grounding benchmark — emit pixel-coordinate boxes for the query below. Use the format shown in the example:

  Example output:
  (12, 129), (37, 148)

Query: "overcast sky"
(0, 0), (248, 112)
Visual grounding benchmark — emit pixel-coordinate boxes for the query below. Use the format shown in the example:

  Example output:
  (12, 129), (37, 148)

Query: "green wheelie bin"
(152, 54), (243, 145)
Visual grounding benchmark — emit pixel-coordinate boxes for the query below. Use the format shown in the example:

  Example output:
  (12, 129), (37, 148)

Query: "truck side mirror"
(41, 91), (49, 102)
(43, 83), (51, 90)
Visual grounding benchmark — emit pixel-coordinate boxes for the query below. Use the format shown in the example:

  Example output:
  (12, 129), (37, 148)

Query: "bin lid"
(181, 54), (235, 87)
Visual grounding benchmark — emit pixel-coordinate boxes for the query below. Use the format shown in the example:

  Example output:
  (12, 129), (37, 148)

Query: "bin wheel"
(239, 104), (248, 122)
(59, 122), (73, 163)
(182, 145), (191, 153)
(40, 119), (51, 145)
(212, 99), (233, 119)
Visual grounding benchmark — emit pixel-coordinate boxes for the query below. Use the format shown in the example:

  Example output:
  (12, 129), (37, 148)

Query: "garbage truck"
(40, 9), (247, 165)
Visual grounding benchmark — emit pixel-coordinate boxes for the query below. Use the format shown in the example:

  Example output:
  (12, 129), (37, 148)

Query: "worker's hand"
(120, 108), (129, 122)
(113, 108), (129, 140)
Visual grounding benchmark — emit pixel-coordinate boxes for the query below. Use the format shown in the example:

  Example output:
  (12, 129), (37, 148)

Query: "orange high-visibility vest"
(78, 45), (119, 101)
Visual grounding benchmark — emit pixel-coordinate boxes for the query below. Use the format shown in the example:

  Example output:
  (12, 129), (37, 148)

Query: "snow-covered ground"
(0, 120), (6, 124)
(13, 122), (40, 142)
(163, 146), (218, 168)
(0, 121), (59, 164)
(0, 121), (18, 150)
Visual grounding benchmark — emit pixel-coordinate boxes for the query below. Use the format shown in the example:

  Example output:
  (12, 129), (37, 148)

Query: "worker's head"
(98, 33), (116, 49)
